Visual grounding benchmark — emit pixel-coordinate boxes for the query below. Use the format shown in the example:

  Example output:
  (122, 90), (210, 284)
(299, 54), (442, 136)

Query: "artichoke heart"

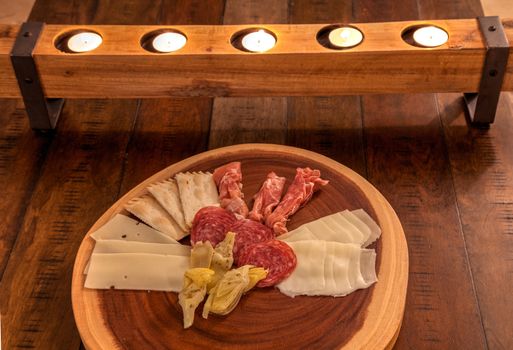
(203, 265), (266, 318)
(245, 267), (268, 292)
(190, 241), (214, 268)
(178, 267), (214, 329)
(208, 231), (236, 289)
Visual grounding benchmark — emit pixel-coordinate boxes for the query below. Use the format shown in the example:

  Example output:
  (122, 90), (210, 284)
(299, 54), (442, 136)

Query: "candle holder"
(401, 24), (448, 48)
(2, 17), (512, 130)
(55, 29), (103, 53)
(317, 24), (364, 50)
(231, 28), (277, 53)
(140, 29), (187, 53)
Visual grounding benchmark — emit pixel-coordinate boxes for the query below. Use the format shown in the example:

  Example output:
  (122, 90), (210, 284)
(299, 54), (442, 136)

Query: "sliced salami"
(191, 206), (237, 246)
(230, 219), (274, 265)
(238, 240), (297, 287)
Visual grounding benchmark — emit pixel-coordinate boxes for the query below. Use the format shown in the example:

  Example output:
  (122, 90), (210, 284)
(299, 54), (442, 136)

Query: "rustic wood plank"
(0, 101), (50, 279)
(355, 1), (487, 348)
(287, 0), (366, 176)
(420, 0), (513, 347)
(209, 0), (288, 149)
(119, 0), (225, 195)
(0, 1), (161, 349)
(437, 93), (513, 349)
(362, 95), (487, 349)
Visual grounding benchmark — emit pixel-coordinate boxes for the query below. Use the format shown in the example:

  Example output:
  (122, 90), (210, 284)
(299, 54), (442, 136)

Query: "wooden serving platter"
(72, 144), (408, 350)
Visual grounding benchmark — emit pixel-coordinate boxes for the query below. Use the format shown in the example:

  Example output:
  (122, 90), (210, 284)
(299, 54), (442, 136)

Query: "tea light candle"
(152, 32), (187, 53)
(328, 27), (363, 48)
(412, 26), (448, 47)
(67, 32), (102, 53)
(241, 29), (276, 52)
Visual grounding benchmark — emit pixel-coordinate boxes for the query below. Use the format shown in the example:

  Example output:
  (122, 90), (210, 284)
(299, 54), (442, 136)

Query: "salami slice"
(191, 206), (237, 246)
(230, 219), (274, 265)
(238, 240), (297, 287)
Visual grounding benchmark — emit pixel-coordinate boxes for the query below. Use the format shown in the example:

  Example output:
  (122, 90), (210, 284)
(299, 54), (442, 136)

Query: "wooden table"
(1, 0), (512, 349)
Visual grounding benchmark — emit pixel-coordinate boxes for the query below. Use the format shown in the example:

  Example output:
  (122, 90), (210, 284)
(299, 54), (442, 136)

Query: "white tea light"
(328, 27), (363, 48)
(152, 32), (187, 53)
(413, 26), (448, 47)
(67, 32), (102, 53)
(241, 30), (276, 52)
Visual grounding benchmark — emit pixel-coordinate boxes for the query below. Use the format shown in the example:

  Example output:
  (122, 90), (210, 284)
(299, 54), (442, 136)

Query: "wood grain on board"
(209, 0), (288, 149)
(355, 0), (487, 348)
(0, 1), (160, 349)
(118, 0), (225, 195)
(72, 144), (407, 350)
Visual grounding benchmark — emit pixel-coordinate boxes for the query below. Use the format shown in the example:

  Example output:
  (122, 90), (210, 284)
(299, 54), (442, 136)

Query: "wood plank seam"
(434, 94), (490, 349)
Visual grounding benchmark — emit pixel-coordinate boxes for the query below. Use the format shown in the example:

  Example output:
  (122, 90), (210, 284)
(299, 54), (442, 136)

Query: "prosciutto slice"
(248, 172), (286, 223)
(265, 167), (328, 235)
(213, 162), (249, 219)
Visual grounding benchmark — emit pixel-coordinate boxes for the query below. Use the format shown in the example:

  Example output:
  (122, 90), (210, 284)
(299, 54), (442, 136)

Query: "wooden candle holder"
(0, 17), (511, 129)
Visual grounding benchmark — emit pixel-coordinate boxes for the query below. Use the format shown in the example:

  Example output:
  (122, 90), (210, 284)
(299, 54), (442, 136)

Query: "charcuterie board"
(72, 144), (408, 349)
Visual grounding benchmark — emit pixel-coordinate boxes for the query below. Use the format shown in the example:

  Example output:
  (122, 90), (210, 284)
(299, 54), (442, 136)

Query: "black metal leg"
(10, 22), (64, 130)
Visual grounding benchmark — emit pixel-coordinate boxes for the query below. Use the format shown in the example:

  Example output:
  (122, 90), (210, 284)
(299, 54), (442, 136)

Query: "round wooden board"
(72, 144), (408, 350)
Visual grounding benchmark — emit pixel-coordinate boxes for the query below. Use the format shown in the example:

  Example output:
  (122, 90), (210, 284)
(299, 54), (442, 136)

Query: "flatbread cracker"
(148, 179), (187, 231)
(175, 171), (219, 228)
(125, 195), (187, 241)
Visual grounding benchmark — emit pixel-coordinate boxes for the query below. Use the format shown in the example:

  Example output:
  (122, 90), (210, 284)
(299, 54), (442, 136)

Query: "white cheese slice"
(341, 210), (372, 247)
(352, 209), (381, 247)
(277, 240), (326, 297)
(277, 226), (316, 242)
(92, 240), (191, 255)
(328, 242), (355, 296)
(84, 252), (189, 292)
(89, 214), (178, 244)
(360, 249), (378, 287)
(278, 211), (366, 246)
(176, 172), (220, 228)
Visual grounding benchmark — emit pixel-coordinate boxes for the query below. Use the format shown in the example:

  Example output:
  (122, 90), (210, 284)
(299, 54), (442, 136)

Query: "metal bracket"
(464, 16), (509, 126)
(10, 22), (64, 130)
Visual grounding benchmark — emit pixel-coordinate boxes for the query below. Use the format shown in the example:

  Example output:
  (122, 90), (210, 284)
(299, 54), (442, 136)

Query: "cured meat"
(213, 162), (249, 219)
(266, 167), (328, 235)
(230, 219), (274, 265)
(191, 206), (237, 246)
(248, 172), (286, 223)
(237, 240), (297, 287)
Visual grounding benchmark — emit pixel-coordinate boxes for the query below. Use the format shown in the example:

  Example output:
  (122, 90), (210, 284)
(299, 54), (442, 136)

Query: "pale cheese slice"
(277, 240), (326, 297)
(341, 210), (372, 247)
(176, 172), (219, 228)
(278, 211), (366, 246)
(84, 252), (189, 292)
(125, 195), (187, 241)
(352, 209), (381, 247)
(277, 226), (316, 242)
(327, 242), (355, 296)
(89, 214), (178, 244)
(360, 249), (378, 287)
(147, 179), (187, 231)
(93, 240), (191, 255)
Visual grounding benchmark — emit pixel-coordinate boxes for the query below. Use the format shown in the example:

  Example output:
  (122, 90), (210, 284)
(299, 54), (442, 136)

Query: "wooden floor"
(1, 0), (513, 349)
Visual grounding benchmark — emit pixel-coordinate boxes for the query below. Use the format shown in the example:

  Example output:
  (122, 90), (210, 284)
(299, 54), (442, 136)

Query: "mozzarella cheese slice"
(277, 241), (326, 297)
(277, 226), (316, 242)
(352, 209), (381, 247)
(90, 214), (178, 244)
(277, 241), (377, 297)
(84, 253), (189, 291)
(341, 210), (372, 247)
(278, 211), (367, 246)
